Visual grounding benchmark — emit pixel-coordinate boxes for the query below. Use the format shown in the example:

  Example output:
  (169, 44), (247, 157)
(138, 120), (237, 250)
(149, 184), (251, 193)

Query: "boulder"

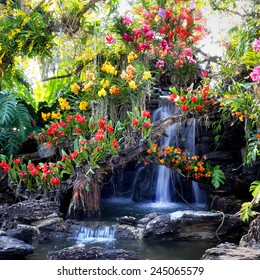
(6, 228), (34, 243)
(143, 210), (243, 241)
(116, 216), (136, 226)
(48, 244), (139, 260)
(201, 242), (260, 260)
(239, 216), (260, 250)
(114, 226), (137, 240)
(0, 199), (62, 230)
(0, 236), (35, 259)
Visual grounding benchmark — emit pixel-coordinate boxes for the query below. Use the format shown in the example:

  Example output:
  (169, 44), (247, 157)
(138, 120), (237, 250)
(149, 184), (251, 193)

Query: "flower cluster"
(146, 143), (212, 180)
(250, 37), (260, 82)
(168, 83), (216, 114)
(127, 108), (153, 139)
(114, 3), (206, 77)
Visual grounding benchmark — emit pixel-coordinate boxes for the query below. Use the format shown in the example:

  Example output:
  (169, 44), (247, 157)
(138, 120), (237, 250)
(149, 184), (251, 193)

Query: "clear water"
(25, 198), (216, 260)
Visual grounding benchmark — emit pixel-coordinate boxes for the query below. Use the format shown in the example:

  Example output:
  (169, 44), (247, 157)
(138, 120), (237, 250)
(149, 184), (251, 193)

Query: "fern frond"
(0, 93), (17, 126)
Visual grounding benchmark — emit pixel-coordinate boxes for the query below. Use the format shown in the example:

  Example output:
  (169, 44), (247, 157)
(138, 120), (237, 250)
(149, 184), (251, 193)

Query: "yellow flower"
(129, 81), (137, 90)
(143, 71), (151, 80)
(98, 88), (107, 97)
(79, 100), (88, 111)
(100, 79), (110, 88)
(249, 114), (255, 120)
(41, 112), (51, 121)
(101, 61), (117, 75)
(109, 85), (121, 95)
(127, 51), (138, 64)
(58, 97), (70, 110)
(51, 111), (61, 120)
(159, 159), (165, 164)
(70, 83), (81, 94)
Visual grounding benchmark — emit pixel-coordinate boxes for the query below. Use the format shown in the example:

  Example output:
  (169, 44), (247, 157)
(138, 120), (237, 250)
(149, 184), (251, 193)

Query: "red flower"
(132, 118), (139, 126)
(180, 95), (187, 102)
(95, 129), (105, 141)
(195, 105), (204, 111)
(143, 121), (151, 128)
(98, 117), (106, 129)
(169, 93), (177, 101)
(66, 115), (73, 122)
(201, 70), (208, 78)
(75, 128), (82, 133)
(112, 139), (118, 149)
(0, 161), (9, 173)
(181, 104), (189, 112)
(13, 158), (21, 165)
(59, 121), (67, 127)
(105, 33), (115, 44)
(191, 94), (198, 103)
(29, 134), (34, 140)
(141, 110), (151, 118)
(50, 177), (61, 185)
(75, 114), (86, 123)
(96, 146), (102, 152)
(104, 124), (114, 134)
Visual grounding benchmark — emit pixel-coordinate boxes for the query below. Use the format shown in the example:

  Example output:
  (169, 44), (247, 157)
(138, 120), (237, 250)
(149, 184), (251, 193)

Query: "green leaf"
(240, 202), (253, 223)
(211, 166), (225, 189)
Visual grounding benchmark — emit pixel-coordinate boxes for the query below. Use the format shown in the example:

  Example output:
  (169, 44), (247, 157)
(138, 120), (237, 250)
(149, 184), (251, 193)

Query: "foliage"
(211, 165), (225, 189)
(238, 180), (260, 222)
(0, 90), (33, 155)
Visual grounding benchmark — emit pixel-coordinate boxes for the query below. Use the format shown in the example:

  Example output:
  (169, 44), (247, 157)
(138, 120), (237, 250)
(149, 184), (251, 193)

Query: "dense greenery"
(0, 0), (259, 220)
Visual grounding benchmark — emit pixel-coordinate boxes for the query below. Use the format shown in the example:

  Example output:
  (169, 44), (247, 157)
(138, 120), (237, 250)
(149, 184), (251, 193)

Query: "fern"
(0, 94), (17, 126)
(211, 165), (225, 189)
(0, 90), (33, 156)
(249, 180), (260, 203)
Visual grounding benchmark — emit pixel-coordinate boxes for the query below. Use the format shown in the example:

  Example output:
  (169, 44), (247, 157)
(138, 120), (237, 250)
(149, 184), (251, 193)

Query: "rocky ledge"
(201, 215), (260, 260)
(48, 244), (140, 260)
(116, 210), (243, 241)
(0, 236), (35, 259)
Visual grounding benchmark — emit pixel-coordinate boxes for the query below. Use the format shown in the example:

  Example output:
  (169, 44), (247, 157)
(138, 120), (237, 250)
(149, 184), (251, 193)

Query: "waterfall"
(136, 98), (207, 206)
(76, 225), (116, 243)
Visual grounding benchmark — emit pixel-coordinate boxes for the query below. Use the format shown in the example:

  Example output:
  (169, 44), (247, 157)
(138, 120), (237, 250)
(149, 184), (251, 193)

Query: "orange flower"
(147, 149), (153, 154)
(256, 134), (260, 139)
(157, 151), (163, 157)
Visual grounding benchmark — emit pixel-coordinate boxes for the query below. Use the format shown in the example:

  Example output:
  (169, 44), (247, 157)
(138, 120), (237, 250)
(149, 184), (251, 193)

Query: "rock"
(137, 212), (159, 228)
(48, 245), (139, 260)
(0, 199), (62, 230)
(205, 151), (234, 161)
(116, 216), (136, 226)
(240, 216), (260, 250)
(6, 228), (34, 243)
(114, 227), (136, 240)
(0, 230), (7, 237)
(0, 236), (35, 259)
(209, 195), (242, 213)
(143, 210), (243, 241)
(201, 242), (260, 260)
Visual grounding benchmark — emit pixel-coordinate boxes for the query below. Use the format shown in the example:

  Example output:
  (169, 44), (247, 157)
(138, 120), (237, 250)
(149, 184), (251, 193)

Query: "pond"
(26, 198), (218, 260)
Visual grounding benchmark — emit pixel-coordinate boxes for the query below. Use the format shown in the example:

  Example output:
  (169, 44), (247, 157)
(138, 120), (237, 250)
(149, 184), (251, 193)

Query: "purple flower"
(252, 38), (260, 53)
(189, 58), (197, 65)
(158, 8), (166, 19)
(122, 33), (133, 42)
(190, 1), (196, 10)
(142, 24), (151, 33)
(160, 39), (169, 51)
(250, 65), (260, 82)
(123, 15), (132, 25)
(156, 60), (165, 69)
(133, 28), (142, 39)
(145, 30), (155, 41)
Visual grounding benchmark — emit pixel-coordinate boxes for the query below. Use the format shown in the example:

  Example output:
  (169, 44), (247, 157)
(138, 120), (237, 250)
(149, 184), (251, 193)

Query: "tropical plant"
(0, 90), (33, 155)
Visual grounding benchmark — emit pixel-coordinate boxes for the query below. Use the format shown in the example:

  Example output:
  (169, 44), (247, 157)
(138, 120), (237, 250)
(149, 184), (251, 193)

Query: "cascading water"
(76, 225), (116, 243)
(131, 97), (207, 207)
(152, 102), (180, 204)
